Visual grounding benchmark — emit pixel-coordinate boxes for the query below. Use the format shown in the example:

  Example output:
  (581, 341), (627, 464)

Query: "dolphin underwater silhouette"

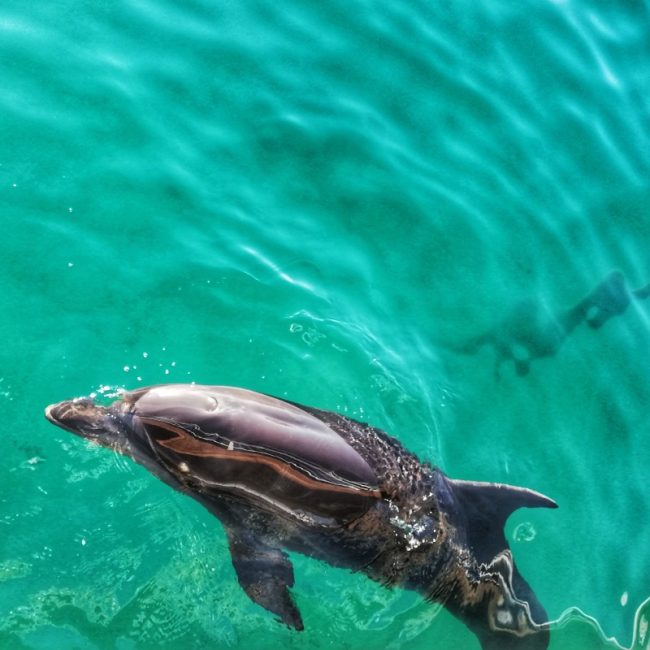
(46, 384), (557, 649)
(460, 271), (650, 376)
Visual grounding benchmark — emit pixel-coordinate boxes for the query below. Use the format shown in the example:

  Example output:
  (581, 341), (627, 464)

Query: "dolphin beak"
(44, 403), (55, 422)
(45, 400), (74, 429)
(44, 398), (109, 437)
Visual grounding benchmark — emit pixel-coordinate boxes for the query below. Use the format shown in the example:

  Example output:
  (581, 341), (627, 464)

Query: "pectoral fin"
(227, 529), (304, 631)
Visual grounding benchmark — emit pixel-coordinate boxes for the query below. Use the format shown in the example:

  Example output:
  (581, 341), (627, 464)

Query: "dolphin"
(459, 271), (650, 376)
(45, 384), (557, 648)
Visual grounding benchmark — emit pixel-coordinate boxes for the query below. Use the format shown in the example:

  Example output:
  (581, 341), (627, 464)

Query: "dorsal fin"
(449, 479), (557, 564)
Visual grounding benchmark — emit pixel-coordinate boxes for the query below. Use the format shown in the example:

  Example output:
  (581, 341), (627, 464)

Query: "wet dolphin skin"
(46, 384), (557, 649)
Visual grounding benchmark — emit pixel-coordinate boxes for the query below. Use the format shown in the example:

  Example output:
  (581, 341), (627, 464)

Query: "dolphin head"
(45, 390), (181, 486)
(45, 397), (125, 444)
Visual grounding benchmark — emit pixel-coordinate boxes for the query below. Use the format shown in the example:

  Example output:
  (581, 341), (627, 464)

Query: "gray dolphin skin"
(45, 384), (557, 649)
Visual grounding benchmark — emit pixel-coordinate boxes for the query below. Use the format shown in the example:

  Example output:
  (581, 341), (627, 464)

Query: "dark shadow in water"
(456, 271), (650, 377)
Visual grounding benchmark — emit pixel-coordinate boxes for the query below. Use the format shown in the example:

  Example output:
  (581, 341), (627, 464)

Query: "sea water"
(1, 1), (649, 648)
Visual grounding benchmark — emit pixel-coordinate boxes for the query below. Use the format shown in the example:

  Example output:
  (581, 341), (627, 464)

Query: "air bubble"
(513, 522), (536, 542)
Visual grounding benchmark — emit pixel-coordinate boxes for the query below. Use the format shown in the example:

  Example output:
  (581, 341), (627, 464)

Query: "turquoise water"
(2, 0), (649, 648)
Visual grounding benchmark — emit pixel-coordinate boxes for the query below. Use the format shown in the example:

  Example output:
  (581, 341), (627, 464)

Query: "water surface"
(1, 1), (649, 648)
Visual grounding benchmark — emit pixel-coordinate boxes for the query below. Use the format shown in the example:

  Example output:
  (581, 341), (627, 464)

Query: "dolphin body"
(45, 384), (556, 649)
